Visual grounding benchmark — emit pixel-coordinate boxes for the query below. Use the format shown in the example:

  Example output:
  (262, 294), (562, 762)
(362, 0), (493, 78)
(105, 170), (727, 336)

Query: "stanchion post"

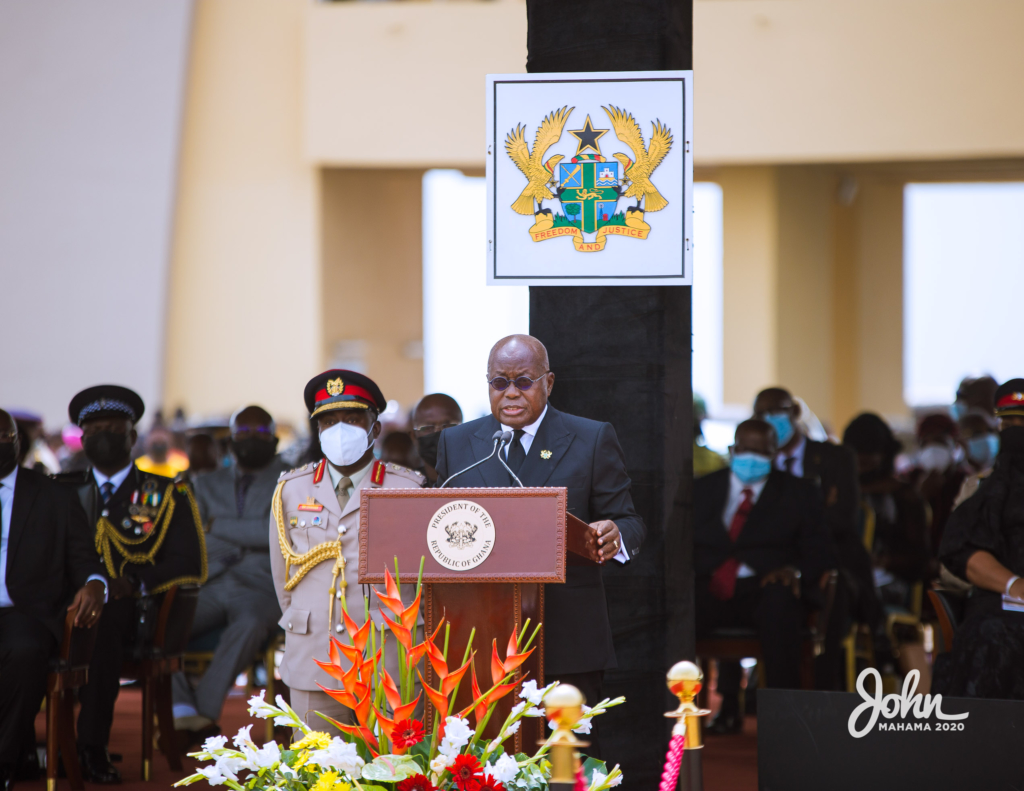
(543, 684), (589, 791)
(665, 661), (711, 791)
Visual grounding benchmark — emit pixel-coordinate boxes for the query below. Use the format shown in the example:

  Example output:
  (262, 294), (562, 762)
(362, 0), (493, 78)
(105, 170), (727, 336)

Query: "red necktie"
(709, 487), (754, 600)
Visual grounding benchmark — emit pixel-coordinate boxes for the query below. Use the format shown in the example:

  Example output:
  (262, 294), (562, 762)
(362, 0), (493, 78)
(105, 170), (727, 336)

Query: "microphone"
(440, 430), (509, 488)
(496, 434), (525, 488)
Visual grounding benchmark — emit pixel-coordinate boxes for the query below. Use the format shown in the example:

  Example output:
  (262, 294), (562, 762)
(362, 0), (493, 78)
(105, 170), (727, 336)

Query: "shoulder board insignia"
(313, 458), (326, 484)
(371, 459), (386, 486)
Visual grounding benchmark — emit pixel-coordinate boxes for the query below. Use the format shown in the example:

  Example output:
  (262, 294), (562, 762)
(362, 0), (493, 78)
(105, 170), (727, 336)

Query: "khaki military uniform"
(270, 456), (424, 727)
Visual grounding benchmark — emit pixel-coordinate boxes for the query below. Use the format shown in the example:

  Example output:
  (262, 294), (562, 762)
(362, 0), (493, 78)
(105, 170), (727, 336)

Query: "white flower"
(214, 753), (246, 779)
(510, 701), (527, 718)
(439, 717), (473, 755)
(485, 753), (519, 785)
(232, 725), (253, 750)
(609, 773), (622, 787)
(589, 771), (606, 790)
(308, 738), (365, 775)
(519, 680), (544, 706)
(430, 754), (452, 774)
(506, 721), (520, 736)
(203, 734), (229, 753)
(247, 741), (282, 770)
(197, 765), (230, 786)
(573, 718), (592, 735)
(247, 689), (272, 718)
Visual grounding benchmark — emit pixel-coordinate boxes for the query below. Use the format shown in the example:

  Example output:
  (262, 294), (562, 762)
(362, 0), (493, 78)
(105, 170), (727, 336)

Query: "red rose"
(397, 775), (436, 791)
(450, 754), (484, 791)
(392, 719), (425, 750)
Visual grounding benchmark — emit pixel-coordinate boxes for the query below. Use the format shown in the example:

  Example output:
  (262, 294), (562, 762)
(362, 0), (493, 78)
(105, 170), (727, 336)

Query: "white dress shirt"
(723, 471), (768, 579)
(775, 434), (807, 478)
(0, 466), (107, 607)
(0, 466), (20, 607)
(92, 462), (134, 501)
(501, 404), (629, 564)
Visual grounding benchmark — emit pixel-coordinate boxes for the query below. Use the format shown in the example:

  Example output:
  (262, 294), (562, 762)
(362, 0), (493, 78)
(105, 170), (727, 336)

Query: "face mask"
(918, 443), (953, 472)
(84, 431), (131, 469)
(966, 434), (999, 467)
(730, 452), (773, 484)
(416, 431), (441, 469)
(231, 437), (278, 469)
(951, 401), (966, 421)
(763, 412), (795, 447)
(0, 443), (18, 478)
(1000, 425), (1024, 456)
(320, 422), (373, 468)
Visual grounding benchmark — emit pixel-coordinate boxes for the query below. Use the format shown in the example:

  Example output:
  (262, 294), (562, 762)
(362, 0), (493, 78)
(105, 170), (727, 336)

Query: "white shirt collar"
(0, 465), (18, 491)
(327, 457), (374, 493)
(92, 462), (133, 493)
(501, 404), (548, 438)
(728, 470), (768, 500)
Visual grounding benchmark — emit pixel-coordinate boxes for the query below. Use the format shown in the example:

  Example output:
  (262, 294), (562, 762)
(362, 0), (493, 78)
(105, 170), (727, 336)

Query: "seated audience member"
(843, 413), (932, 687)
(0, 409), (107, 790)
(934, 380), (1024, 699)
(694, 419), (832, 733)
(379, 430), (419, 469)
(955, 412), (1001, 506)
(754, 388), (878, 689)
(185, 431), (221, 477)
(907, 413), (967, 552)
(55, 386), (206, 783)
(693, 394), (726, 479)
(410, 393), (463, 486)
(136, 425), (190, 478)
(172, 406), (289, 741)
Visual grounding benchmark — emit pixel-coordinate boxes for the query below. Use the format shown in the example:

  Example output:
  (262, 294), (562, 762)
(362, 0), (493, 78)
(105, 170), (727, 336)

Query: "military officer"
(55, 386), (206, 783)
(270, 371), (424, 732)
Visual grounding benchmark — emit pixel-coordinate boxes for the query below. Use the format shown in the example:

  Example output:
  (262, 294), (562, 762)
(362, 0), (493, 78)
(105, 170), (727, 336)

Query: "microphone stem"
(440, 438), (500, 488)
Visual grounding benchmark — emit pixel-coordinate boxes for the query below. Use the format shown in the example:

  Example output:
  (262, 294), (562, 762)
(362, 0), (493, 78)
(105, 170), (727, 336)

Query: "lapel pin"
(540, 449), (553, 460)
(289, 516), (298, 527)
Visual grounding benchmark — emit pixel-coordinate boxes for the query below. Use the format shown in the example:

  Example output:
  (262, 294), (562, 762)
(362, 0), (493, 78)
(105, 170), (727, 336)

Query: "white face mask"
(320, 421), (373, 468)
(918, 443), (953, 473)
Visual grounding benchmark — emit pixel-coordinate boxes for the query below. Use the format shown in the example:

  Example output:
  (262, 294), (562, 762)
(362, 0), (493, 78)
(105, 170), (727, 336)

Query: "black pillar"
(526, 1), (694, 785)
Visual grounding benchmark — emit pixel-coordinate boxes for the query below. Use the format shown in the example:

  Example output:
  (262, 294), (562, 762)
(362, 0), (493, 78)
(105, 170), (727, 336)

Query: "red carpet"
(27, 685), (758, 791)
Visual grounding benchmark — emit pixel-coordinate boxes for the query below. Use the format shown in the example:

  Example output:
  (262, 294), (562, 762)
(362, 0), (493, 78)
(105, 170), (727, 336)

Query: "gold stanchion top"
(665, 661), (711, 747)
(543, 683), (588, 782)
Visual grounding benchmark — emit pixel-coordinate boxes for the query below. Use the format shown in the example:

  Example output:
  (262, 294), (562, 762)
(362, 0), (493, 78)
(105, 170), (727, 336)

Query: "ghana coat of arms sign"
(486, 71), (693, 286)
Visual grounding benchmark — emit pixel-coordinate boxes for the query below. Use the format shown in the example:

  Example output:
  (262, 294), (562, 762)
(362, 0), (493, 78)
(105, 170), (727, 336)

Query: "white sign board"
(486, 70), (693, 286)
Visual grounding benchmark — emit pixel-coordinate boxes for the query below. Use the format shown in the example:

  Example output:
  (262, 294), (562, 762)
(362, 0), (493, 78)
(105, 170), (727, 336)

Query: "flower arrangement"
(176, 566), (624, 791)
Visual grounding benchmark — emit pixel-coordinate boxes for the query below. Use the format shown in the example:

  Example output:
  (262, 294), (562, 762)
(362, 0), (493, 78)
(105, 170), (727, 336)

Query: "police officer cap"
(304, 370), (386, 418)
(69, 385), (145, 427)
(994, 378), (1024, 418)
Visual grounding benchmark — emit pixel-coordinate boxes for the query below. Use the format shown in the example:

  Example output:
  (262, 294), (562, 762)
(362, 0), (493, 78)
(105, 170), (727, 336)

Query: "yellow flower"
(310, 771), (341, 791)
(293, 731), (332, 751)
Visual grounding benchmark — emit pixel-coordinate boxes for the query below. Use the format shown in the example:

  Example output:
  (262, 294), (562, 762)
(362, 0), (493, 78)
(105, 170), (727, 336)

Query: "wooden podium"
(359, 487), (598, 753)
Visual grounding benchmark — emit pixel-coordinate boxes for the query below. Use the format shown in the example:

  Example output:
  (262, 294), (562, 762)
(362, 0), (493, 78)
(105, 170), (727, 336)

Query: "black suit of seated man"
(0, 410), (107, 791)
(694, 419), (833, 732)
(435, 334), (646, 755)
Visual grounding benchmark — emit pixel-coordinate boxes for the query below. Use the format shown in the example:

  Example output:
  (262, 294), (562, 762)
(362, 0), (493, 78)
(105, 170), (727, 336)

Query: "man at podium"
(435, 334), (645, 743)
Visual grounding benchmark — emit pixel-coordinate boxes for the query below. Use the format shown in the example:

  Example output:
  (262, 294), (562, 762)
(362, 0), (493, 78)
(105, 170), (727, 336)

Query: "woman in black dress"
(934, 378), (1024, 699)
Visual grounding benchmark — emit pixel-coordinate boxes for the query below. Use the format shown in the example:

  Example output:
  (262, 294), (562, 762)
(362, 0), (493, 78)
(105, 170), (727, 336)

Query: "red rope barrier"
(658, 732), (687, 791)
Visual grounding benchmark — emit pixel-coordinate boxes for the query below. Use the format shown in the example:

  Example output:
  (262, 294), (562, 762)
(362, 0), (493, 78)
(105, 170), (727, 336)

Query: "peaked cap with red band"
(304, 369), (386, 418)
(995, 378), (1024, 419)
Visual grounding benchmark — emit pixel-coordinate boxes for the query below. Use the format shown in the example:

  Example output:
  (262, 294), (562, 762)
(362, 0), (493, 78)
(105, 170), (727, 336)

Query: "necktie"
(783, 456), (796, 475)
(236, 474), (255, 517)
(100, 481), (115, 505)
(507, 430), (526, 475)
(709, 488), (755, 601)
(335, 476), (353, 511)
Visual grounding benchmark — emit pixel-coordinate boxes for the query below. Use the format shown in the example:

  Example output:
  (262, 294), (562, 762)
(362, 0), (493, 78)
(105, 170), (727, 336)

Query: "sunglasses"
(488, 372), (550, 392)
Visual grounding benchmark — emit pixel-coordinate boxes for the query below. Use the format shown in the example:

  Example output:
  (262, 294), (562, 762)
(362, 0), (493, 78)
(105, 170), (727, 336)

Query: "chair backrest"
(927, 588), (959, 654)
(155, 584), (200, 656)
(56, 604), (100, 673)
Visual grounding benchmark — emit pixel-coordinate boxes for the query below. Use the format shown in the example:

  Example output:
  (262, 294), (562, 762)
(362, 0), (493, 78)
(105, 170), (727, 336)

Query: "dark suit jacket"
(6, 466), (106, 642)
(693, 468), (833, 584)
(435, 406), (646, 675)
(802, 439), (879, 622)
(56, 464), (205, 594)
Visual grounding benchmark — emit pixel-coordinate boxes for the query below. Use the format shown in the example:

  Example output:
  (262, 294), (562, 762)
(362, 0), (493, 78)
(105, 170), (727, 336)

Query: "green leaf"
(581, 757), (608, 785)
(360, 785), (390, 791)
(361, 755), (421, 783)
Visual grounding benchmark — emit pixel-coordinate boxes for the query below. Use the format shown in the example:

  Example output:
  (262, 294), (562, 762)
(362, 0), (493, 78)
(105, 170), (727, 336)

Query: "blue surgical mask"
(951, 401), (966, 421)
(731, 452), (773, 484)
(763, 412), (795, 447)
(967, 434), (999, 467)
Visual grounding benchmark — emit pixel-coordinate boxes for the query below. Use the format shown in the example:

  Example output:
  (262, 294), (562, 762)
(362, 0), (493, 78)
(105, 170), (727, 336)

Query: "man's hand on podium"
(588, 519), (622, 564)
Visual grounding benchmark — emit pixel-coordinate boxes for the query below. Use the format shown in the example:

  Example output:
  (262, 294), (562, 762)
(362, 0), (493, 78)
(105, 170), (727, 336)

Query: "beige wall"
(320, 169), (425, 411)
(164, 0), (320, 427)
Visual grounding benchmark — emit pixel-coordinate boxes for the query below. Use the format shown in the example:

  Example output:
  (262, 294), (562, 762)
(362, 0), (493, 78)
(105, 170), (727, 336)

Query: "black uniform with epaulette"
(55, 386), (206, 783)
